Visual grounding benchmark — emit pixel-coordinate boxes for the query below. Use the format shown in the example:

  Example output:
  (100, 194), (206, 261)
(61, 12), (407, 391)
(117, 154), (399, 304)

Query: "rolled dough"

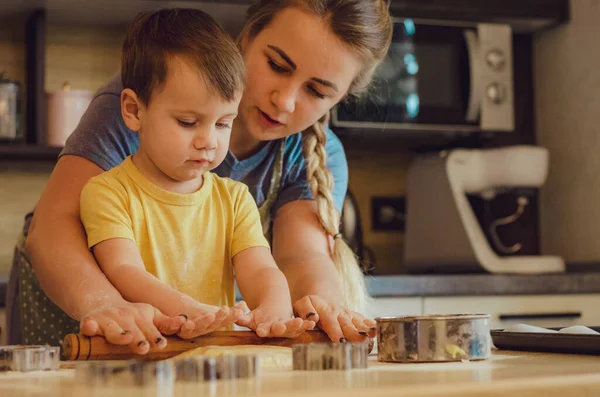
(171, 345), (293, 369)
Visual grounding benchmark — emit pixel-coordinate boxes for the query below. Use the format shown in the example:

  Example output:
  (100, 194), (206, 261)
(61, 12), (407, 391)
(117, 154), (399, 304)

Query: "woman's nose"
(271, 85), (297, 114)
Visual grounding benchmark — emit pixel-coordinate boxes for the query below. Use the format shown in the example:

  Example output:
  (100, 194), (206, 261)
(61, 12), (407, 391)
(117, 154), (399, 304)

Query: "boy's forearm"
(237, 266), (293, 312)
(104, 265), (197, 317)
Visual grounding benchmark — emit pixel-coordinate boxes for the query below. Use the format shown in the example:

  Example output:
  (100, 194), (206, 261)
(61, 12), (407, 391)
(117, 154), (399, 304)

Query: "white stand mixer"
(404, 145), (565, 274)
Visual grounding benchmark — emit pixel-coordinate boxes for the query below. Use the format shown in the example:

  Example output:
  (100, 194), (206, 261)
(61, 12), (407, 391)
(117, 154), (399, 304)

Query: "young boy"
(79, 8), (314, 348)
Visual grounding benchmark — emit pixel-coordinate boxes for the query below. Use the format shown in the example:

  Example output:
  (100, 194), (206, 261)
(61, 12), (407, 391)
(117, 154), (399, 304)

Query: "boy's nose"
(193, 129), (217, 150)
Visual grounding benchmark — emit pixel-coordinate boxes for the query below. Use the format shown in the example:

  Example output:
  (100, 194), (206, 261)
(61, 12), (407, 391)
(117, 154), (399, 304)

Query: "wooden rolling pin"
(62, 330), (335, 361)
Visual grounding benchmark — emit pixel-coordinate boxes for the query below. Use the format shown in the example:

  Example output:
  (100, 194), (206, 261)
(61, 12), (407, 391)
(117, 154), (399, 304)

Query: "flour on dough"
(171, 345), (293, 369)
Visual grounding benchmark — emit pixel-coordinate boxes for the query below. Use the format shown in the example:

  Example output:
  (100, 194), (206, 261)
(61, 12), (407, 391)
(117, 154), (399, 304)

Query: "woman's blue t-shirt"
(60, 74), (349, 216)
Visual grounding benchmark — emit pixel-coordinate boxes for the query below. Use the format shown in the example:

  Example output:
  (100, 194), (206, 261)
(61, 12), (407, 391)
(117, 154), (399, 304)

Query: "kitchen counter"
(4, 272), (600, 308)
(1, 350), (600, 397)
(366, 272), (600, 297)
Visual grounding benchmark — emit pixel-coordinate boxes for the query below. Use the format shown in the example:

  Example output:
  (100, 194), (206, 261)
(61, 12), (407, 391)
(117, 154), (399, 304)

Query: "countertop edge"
(3, 273), (600, 309)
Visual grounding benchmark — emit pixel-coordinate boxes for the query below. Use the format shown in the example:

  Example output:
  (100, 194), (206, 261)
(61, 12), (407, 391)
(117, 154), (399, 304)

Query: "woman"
(7, 0), (392, 353)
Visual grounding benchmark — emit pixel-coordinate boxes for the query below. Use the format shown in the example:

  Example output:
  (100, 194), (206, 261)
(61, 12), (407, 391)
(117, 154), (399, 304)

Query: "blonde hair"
(241, 0), (392, 313)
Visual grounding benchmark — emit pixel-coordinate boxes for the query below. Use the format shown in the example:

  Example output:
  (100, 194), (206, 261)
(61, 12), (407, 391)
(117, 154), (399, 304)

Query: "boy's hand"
(176, 301), (246, 339)
(235, 302), (315, 338)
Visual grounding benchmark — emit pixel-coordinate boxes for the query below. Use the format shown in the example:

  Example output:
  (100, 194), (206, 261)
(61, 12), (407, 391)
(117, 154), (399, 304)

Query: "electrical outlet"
(371, 196), (406, 231)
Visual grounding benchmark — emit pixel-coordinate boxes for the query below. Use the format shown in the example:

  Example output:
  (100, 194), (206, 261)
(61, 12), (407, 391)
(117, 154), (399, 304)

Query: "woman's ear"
(238, 31), (250, 54)
(121, 88), (143, 132)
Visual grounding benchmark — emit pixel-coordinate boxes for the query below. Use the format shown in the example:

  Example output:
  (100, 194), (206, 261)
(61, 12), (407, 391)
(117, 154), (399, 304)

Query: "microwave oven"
(331, 19), (514, 133)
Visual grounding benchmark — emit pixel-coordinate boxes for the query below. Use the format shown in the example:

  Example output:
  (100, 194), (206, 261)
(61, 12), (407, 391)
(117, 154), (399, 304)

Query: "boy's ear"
(121, 88), (143, 132)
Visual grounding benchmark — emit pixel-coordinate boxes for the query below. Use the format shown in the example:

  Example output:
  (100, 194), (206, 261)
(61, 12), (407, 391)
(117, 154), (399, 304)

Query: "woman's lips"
(258, 108), (283, 128)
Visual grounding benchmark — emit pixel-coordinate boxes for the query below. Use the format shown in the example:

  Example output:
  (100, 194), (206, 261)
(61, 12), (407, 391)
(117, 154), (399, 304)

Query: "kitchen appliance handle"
(464, 28), (482, 122)
(499, 312), (582, 321)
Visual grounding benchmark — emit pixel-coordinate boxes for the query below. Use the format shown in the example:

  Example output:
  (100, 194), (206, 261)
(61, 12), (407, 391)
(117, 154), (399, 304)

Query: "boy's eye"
(216, 122), (232, 129)
(177, 119), (196, 128)
(268, 59), (288, 74)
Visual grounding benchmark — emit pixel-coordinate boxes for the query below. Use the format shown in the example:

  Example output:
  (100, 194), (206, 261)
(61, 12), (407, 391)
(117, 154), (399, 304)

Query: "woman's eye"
(268, 59), (288, 74)
(177, 119), (196, 128)
(307, 85), (325, 99)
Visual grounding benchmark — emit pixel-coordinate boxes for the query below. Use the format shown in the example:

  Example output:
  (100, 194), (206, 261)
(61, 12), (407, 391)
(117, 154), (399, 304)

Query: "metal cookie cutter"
(214, 354), (258, 379)
(375, 314), (492, 363)
(75, 360), (175, 387)
(75, 354), (259, 387)
(0, 345), (61, 372)
(292, 342), (369, 370)
(174, 356), (217, 382)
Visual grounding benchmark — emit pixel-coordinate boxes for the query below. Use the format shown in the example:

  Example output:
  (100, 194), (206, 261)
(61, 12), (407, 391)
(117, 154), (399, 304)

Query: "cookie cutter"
(292, 342), (369, 370)
(375, 314), (492, 363)
(74, 353), (258, 387)
(0, 345), (61, 372)
(75, 360), (175, 387)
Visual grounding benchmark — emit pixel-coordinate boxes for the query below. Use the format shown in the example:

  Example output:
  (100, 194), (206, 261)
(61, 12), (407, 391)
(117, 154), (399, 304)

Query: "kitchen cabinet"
(0, 0), (570, 159)
(0, 144), (61, 161)
(0, 0), (570, 33)
(423, 294), (600, 330)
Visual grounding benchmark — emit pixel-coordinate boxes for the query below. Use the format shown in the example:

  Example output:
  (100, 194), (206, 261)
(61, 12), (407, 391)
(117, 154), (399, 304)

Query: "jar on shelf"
(0, 71), (22, 142)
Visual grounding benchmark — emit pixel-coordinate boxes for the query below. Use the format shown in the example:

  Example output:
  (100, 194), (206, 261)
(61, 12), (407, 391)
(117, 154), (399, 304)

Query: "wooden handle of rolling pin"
(63, 330), (334, 361)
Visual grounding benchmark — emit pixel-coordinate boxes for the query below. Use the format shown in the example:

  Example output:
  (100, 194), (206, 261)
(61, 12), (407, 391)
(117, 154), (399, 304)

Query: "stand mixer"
(404, 145), (565, 274)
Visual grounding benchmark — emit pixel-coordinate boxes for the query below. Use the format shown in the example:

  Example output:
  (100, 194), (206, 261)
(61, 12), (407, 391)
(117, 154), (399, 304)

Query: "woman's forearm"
(24, 155), (128, 320)
(279, 253), (344, 304)
(26, 214), (126, 320)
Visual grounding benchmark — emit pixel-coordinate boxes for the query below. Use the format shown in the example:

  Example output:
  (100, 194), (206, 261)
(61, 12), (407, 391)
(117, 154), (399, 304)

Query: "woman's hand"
(292, 295), (376, 342)
(235, 301), (315, 338)
(79, 301), (186, 355)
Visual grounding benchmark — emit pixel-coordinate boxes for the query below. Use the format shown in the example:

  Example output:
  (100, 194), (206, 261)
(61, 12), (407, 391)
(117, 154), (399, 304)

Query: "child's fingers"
(234, 313), (254, 330)
(154, 309), (186, 336)
(177, 318), (201, 339)
(269, 321), (287, 337)
(293, 296), (320, 324)
(226, 306), (243, 324)
(212, 307), (230, 326)
(278, 318), (315, 338)
(205, 307), (230, 332)
(281, 317), (304, 335)
(256, 323), (271, 337)
(234, 301), (249, 314)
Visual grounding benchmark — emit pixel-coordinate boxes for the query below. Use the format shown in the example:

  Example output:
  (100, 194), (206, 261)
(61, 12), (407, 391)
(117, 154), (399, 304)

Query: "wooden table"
(1, 350), (599, 397)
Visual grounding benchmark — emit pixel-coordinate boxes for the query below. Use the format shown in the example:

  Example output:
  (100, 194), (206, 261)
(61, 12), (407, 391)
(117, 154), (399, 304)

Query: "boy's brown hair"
(121, 8), (245, 104)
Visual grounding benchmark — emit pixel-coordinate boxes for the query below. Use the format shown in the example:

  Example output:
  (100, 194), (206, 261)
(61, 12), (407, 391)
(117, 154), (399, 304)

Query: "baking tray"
(491, 326), (600, 355)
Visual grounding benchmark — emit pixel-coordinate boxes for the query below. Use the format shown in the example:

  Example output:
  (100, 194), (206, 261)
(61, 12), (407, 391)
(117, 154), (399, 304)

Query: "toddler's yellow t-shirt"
(80, 156), (270, 308)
